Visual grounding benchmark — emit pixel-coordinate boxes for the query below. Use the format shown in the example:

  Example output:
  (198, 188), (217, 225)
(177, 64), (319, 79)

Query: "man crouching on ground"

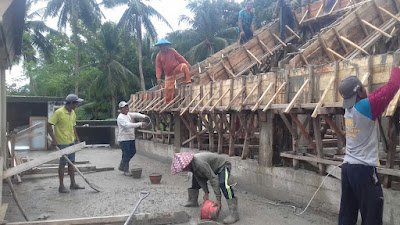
(171, 152), (239, 224)
(117, 101), (148, 176)
(48, 94), (85, 193)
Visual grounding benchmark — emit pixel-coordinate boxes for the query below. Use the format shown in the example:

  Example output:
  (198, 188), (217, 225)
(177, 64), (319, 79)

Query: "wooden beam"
(180, 92), (200, 116)
(240, 83), (259, 111)
(327, 48), (346, 60)
(323, 115), (346, 144)
(221, 61), (236, 77)
(379, 6), (400, 23)
(311, 77), (336, 118)
(251, 82), (274, 111)
(225, 87), (245, 111)
(201, 96), (216, 112)
(210, 89), (230, 112)
(340, 36), (370, 55)
(257, 37), (273, 55)
(278, 113), (296, 137)
(329, 0), (339, 14)
(190, 90), (210, 113)
(319, 36), (335, 61)
(313, 116), (326, 175)
(355, 12), (370, 37)
(244, 48), (262, 65)
(299, 9), (309, 24)
(263, 82), (287, 111)
(272, 33), (287, 47)
(3, 142), (86, 179)
(285, 25), (300, 39)
(315, 4), (324, 18)
(290, 114), (316, 151)
(373, 1), (385, 23)
(362, 19), (392, 38)
(284, 79), (310, 113)
(15, 123), (44, 139)
(385, 90), (400, 116)
(333, 28), (349, 54)
(160, 94), (181, 113)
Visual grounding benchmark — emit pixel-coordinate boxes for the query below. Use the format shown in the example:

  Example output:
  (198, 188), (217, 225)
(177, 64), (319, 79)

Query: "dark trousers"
(279, 5), (296, 40)
(119, 140), (136, 165)
(191, 167), (235, 199)
(240, 30), (253, 45)
(338, 163), (383, 225)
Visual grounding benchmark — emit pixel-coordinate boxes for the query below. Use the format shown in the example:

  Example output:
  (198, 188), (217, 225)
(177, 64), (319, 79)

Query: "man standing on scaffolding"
(238, 0), (255, 45)
(155, 38), (192, 104)
(274, 0), (296, 41)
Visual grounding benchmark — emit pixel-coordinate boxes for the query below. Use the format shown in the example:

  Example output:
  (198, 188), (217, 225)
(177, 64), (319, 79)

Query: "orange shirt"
(156, 48), (189, 79)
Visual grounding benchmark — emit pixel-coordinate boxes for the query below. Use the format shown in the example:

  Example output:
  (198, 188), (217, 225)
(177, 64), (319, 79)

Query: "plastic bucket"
(131, 168), (142, 179)
(201, 200), (220, 220)
(149, 173), (162, 184)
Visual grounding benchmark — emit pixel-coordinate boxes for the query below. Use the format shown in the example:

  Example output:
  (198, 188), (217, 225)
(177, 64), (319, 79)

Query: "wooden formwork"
(131, 52), (400, 189)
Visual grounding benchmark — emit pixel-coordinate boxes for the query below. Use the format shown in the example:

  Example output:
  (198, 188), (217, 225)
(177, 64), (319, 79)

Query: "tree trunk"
(111, 93), (116, 118)
(136, 16), (146, 91)
(72, 2), (80, 95)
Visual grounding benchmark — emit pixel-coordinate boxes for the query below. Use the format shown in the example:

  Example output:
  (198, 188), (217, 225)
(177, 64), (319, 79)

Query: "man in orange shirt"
(155, 39), (191, 104)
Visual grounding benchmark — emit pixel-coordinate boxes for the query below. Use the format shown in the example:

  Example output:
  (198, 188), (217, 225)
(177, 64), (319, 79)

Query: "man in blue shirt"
(274, 0), (296, 40)
(238, 0), (255, 44)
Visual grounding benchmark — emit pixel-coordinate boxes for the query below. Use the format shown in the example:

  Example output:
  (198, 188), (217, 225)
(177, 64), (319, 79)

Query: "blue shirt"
(238, 9), (255, 33)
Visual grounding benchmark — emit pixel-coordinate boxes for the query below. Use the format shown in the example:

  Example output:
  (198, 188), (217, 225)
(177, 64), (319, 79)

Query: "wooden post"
(259, 111), (274, 167)
(173, 114), (182, 151)
(382, 114), (399, 188)
(1, 67), (6, 176)
(217, 113), (223, 154)
(313, 116), (326, 175)
(228, 113), (236, 156)
(291, 114), (299, 169)
(209, 83), (215, 152)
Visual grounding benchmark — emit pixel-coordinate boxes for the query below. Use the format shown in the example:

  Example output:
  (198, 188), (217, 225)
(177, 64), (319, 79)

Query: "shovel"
(47, 136), (102, 192)
(124, 191), (150, 225)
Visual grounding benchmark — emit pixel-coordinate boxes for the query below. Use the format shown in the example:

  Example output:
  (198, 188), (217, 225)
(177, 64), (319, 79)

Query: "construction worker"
(117, 101), (148, 176)
(155, 38), (191, 104)
(273, 0), (296, 40)
(171, 152), (239, 224)
(48, 94), (85, 193)
(338, 67), (400, 225)
(238, 0), (255, 44)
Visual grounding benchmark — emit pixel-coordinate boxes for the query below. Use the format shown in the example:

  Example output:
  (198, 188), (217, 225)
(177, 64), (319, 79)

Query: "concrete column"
(259, 111), (274, 167)
(173, 112), (181, 153)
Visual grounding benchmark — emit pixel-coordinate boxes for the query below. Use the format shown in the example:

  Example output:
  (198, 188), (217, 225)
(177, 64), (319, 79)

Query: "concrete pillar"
(173, 112), (181, 153)
(259, 111), (274, 167)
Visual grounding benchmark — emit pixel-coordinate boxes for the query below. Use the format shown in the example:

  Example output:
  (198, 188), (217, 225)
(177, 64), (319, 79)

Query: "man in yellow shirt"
(48, 94), (85, 193)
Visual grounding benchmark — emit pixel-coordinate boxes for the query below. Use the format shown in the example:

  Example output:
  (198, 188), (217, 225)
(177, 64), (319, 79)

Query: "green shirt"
(49, 106), (77, 145)
(192, 152), (231, 201)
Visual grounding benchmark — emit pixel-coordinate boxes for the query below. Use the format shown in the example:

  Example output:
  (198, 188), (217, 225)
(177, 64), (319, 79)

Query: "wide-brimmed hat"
(171, 152), (194, 175)
(155, 38), (171, 46)
(339, 76), (362, 109)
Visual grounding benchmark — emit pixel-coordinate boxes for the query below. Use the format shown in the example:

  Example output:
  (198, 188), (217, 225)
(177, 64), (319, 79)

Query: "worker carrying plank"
(155, 38), (192, 104)
(238, 0), (255, 44)
(273, 0), (296, 40)
(338, 67), (400, 225)
(171, 152), (239, 224)
(117, 101), (148, 176)
(48, 94), (85, 193)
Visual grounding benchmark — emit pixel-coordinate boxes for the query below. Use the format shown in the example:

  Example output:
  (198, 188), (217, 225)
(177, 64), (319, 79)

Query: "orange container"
(201, 200), (220, 220)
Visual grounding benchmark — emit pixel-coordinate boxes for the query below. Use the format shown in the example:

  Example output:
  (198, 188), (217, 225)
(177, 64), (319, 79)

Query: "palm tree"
(85, 22), (140, 118)
(177, 0), (239, 63)
(21, 0), (61, 95)
(44, 0), (103, 95)
(118, 0), (172, 91)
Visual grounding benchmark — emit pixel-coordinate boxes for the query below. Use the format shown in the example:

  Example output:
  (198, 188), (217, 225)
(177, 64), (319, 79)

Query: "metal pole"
(0, 67), (6, 206)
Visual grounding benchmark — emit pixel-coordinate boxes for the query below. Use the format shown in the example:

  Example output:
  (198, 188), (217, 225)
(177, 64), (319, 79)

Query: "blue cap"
(155, 38), (171, 46)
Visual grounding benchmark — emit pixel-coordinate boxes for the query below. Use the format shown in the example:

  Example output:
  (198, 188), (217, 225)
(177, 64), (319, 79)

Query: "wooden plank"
(278, 113), (296, 137)
(315, 3), (324, 18)
(0, 203), (8, 222)
(299, 9), (309, 24)
(340, 36), (370, 55)
(240, 83), (259, 111)
(225, 87), (245, 111)
(244, 47), (262, 65)
(160, 94), (181, 113)
(284, 79), (310, 113)
(272, 33), (287, 47)
(323, 115), (346, 144)
(290, 114), (317, 151)
(379, 6), (400, 23)
(191, 90), (210, 113)
(333, 27), (349, 54)
(8, 211), (190, 225)
(210, 89), (230, 112)
(221, 61), (236, 77)
(3, 142), (86, 179)
(180, 92), (200, 116)
(327, 48), (346, 60)
(15, 123), (44, 139)
(251, 82), (274, 111)
(311, 77), (336, 118)
(285, 25), (300, 39)
(319, 36), (336, 61)
(329, 0), (339, 14)
(257, 36), (273, 55)
(355, 12), (369, 37)
(362, 19), (392, 38)
(263, 82), (287, 111)
(313, 116), (326, 175)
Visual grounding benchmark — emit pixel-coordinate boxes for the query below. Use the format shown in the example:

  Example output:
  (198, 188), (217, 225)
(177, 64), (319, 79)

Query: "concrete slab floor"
(3, 147), (337, 224)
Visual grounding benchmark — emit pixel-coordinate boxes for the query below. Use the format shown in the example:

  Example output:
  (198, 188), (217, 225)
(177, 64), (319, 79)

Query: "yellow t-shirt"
(49, 106), (77, 145)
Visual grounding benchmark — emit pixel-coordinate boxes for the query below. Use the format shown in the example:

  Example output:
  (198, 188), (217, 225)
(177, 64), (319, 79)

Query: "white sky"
(6, 0), (243, 88)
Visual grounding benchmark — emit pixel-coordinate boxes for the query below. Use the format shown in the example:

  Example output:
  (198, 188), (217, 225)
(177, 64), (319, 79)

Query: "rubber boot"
(184, 188), (199, 207)
(222, 197), (239, 224)
(123, 164), (133, 176)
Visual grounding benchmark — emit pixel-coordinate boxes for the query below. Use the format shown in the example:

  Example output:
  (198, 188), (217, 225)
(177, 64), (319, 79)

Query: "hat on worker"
(245, 0), (253, 5)
(155, 38), (171, 46)
(171, 152), (194, 175)
(118, 101), (129, 108)
(339, 76), (363, 109)
(65, 94), (84, 103)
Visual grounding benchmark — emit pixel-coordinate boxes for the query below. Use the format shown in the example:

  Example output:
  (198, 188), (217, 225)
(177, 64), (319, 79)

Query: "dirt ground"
(3, 147), (338, 224)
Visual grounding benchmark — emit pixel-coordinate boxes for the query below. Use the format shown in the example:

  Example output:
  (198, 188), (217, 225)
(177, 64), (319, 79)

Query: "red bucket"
(201, 200), (220, 220)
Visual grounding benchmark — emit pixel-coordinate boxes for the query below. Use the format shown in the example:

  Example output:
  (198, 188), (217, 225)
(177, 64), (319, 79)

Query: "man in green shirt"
(171, 152), (239, 224)
(48, 94), (85, 193)
(238, 0), (255, 44)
